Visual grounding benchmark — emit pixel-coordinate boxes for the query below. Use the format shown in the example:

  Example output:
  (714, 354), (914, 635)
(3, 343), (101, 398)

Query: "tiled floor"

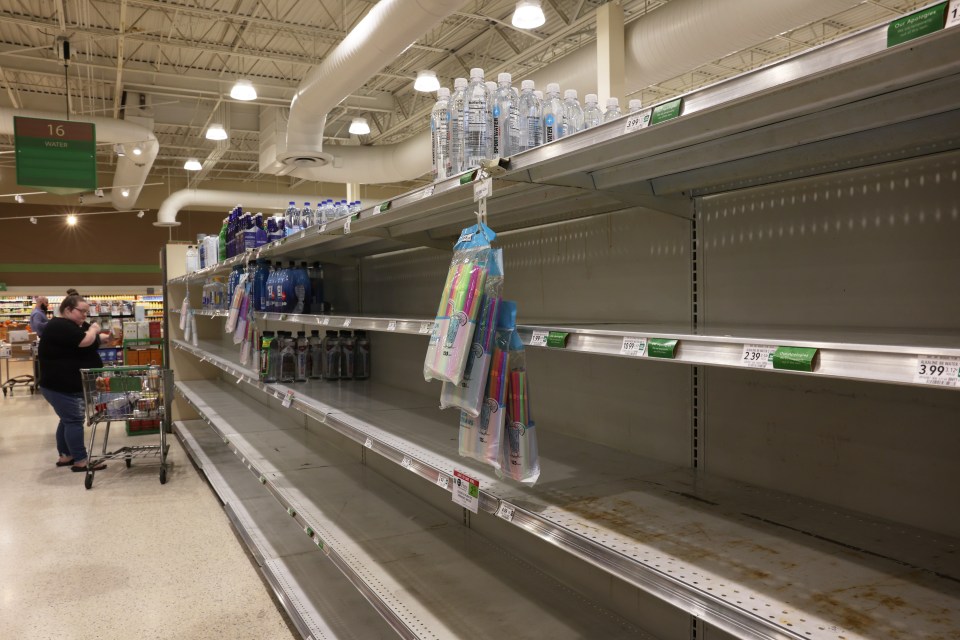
(0, 370), (297, 640)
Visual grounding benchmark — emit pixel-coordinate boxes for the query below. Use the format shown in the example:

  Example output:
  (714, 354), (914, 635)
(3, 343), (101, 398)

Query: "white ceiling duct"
(288, 131), (431, 185)
(154, 189), (289, 227)
(0, 107), (157, 210)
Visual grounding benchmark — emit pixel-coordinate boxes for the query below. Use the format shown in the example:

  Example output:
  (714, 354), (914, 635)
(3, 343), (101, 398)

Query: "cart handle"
(81, 365), (163, 373)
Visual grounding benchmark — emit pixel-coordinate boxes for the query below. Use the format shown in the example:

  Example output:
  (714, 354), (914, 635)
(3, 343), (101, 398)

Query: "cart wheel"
(125, 457), (132, 468)
(84, 472), (93, 490)
(159, 467), (167, 485)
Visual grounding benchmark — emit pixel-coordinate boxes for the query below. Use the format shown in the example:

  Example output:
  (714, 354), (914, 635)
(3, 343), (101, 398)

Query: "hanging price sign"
(473, 177), (493, 202)
(916, 355), (960, 387)
(452, 470), (480, 513)
(620, 336), (647, 357)
(741, 344), (776, 369)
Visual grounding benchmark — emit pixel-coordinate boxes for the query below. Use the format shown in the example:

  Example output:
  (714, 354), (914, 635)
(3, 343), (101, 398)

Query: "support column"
(346, 182), (361, 203)
(596, 0), (625, 106)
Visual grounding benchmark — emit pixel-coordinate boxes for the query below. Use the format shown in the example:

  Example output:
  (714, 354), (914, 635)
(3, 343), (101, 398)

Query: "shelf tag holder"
(647, 338), (679, 359)
(887, 3), (949, 46)
(620, 336), (647, 357)
(772, 346), (819, 372)
(546, 331), (569, 348)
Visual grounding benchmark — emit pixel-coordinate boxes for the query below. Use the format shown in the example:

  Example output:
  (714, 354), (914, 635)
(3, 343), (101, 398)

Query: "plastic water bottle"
(485, 81), (497, 159)
(583, 94), (603, 129)
(604, 97), (622, 122)
(464, 68), (490, 169)
(350, 201), (361, 216)
(284, 201), (299, 235)
(542, 83), (563, 143)
(517, 80), (541, 153)
(431, 87), (451, 181)
(629, 99), (643, 113)
(308, 262), (324, 314)
(494, 73), (519, 158)
(301, 202), (315, 229)
(295, 331), (309, 382)
(561, 89), (584, 137)
(449, 77), (468, 174)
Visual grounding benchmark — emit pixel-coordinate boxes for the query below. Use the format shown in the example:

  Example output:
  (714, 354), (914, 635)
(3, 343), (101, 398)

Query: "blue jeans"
(40, 387), (88, 462)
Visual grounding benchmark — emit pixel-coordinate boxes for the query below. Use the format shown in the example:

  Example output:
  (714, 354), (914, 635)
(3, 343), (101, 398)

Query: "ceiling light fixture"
(184, 158), (202, 171)
(66, 214), (77, 226)
(29, 217), (37, 224)
(349, 117), (371, 135)
(511, 0), (546, 29)
(95, 188), (104, 198)
(230, 79), (257, 101)
(205, 123), (228, 140)
(137, 210), (145, 218)
(114, 143), (125, 156)
(132, 144), (143, 156)
(121, 188), (130, 198)
(14, 194), (24, 203)
(414, 70), (440, 92)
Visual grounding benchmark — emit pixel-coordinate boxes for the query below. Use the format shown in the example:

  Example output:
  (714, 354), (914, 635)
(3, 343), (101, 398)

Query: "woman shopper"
(38, 294), (107, 472)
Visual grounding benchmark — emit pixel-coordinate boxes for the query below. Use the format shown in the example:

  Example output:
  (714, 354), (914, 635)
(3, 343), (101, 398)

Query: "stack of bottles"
(430, 68), (647, 180)
(258, 329), (370, 383)
(200, 277), (227, 311)
(281, 200), (362, 236)
(252, 260), (326, 314)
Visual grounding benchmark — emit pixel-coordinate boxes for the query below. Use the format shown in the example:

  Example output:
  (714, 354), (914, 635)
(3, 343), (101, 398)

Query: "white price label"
(282, 391), (294, 408)
(343, 318), (352, 328)
(364, 437), (373, 449)
(322, 317), (331, 326)
(451, 470), (479, 513)
(401, 456), (413, 469)
(620, 336), (647, 357)
(624, 109), (652, 134)
(496, 502), (515, 522)
(422, 185), (435, 199)
(279, 313), (286, 321)
(319, 223), (327, 233)
(299, 230), (306, 240)
(473, 177), (493, 202)
(420, 322), (433, 334)
(436, 474), (450, 490)
(344, 216), (352, 234)
(530, 330), (549, 347)
(387, 321), (397, 331)
(916, 355), (960, 387)
(274, 391), (282, 399)
(947, 0), (960, 29)
(741, 344), (776, 369)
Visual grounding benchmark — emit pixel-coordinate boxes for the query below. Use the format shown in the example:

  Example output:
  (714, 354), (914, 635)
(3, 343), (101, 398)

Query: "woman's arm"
(78, 322), (101, 348)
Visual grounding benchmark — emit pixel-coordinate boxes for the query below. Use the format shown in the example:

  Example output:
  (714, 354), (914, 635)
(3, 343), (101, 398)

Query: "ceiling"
(0, 0), (934, 202)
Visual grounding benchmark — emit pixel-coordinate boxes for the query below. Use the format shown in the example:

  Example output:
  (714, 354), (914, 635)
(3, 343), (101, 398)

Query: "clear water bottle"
(517, 80), (541, 153)
(494, 73), (519, 158)
(308, 330), (323, 379)
(561, 89), (584, 137)
(485, 81), (497, 159)
(353, 330), (370, 380)
(339, 330), (355, 379)
(464, 68), (490, 169)
(629, 99), (643, 113)
(284, 201), (299, 235)
(295, 331), (309, 382)
(583, 94), (603, 129)
(604, 97), (622, 122)
(431, 87), (451, 181)
(350, 201), (361, 215)
(449, 77), (468, 174)
(542, 83), (563, 143)
(279, 332), (296, 383)
(322, 330), (341, 380)
(301, 202), (315, 228)
(337, 200), (348, 219)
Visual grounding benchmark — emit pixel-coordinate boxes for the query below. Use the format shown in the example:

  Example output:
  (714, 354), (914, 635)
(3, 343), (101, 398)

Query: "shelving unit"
(167, 16), (960, 640)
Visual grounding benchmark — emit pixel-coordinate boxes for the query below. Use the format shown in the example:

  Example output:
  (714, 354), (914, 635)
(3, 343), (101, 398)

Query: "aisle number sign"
(452, 470), (479, 513)
(14, 116), (97, 190)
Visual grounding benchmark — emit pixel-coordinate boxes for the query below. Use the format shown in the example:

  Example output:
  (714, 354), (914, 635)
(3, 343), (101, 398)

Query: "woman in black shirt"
(38, 294), (107, 472)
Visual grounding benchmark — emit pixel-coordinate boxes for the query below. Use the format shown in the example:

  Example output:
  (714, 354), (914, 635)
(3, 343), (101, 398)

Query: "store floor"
(0, 368), (297, 640)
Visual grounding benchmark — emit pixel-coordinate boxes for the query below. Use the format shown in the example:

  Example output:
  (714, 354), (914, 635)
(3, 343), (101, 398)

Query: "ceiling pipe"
(154, 188), (289, 227)
(0, 107), (158, 210)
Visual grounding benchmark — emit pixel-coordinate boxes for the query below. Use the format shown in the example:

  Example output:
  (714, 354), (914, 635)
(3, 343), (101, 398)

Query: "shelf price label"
(741, 344), (776, 369)
(496, 501), (515, 522)
(772, 346), (819, 372)
(322, 317), (331, 326)
(452, 470), (480, 513)
(364, 437), (373, 449)
(623, 109), (652, 134)
(530, 330), (549, 347)
(401, 456), (413, 469)
(282, 391), (294, 408)
(342, 317), (352, 328)
(650, 98), (683, 125)
(473, 177), (493, 202)
(620, 336), (647, 357)
(436, 473), (450, 490)
(422, 185), (435, 199)
(647, 338), (678, 359)
(387, 321), (397, 332)
(419, 321), (434, 334)
(916, 355), (960, 387)
(948, 0), (960, 29)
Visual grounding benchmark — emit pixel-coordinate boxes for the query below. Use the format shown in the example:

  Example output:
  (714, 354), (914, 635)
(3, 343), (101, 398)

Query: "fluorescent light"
(205, 123), (228, 140)
(66, 215), (77, 226)
(511, 0), (545, 29)
(414, 70), (440, 92)
(230, 79), (257, 101)
(14, 194), (24, 203)
(349, 118), (370, 135)
(121, 188), (130, 198)
(132, 144), (143, 156)
(184, 158), (202, 171)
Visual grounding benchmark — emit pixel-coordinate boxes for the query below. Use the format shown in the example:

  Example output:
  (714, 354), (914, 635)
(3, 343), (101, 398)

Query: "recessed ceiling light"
(184, 158), (202, 171)
(230, 79), (257, 101)
(205, 124), (228, 140)
(121, 188), (130, 198)
(414, 70), (440, 92)
(349, 118), (370, 135)
(66, 214), (77, 226)
(512, 0), (545, 29)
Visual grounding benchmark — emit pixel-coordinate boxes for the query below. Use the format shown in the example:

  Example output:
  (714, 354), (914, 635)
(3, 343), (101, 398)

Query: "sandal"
(71, 462), (107, 472)
(56, 458), (75, 467)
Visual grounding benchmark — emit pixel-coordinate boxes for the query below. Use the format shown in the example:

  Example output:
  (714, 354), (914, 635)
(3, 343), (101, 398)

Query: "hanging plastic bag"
(440, 249), (503, 416)
(179, 296), (189, 331)
(424, 223), (496, 385)
(225, 273), (248, 334)
(458, 301), (515, 469)
(232, 280), (251, 344)
(497, 334), (540, 485)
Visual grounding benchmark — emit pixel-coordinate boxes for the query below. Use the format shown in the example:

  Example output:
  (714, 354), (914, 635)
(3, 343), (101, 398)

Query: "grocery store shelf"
(174, 386), (647, 640)
(172, 339), (960, 640)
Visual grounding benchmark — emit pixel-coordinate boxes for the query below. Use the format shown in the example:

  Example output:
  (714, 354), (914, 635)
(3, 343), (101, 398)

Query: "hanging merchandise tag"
(948, 0), (960, 28)
(387, 321), (397, 331)
(452, 470), (480, 513)
(530, 330), (549, 347)
(420, 321), (433, 334)
(741, 344), (776, 369)
(496, 501), (515, 522)
(422, 185), (435, 199)
(650, 98), (683, 125)
(344, 216), (352, 234)
(343, 318), (352, 328)
(282, 391), (294, 408)
(620, 336), (647, 357)
(624, 109), (652, 134)
(436, 474), (450, 490)
(473, 177), (493, 202)
(916, 355), (960, 387)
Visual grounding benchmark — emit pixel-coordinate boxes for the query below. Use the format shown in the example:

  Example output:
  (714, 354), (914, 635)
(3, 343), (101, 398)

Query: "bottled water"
(349, 201), (361, 216)
(603, 97), (622, 122)
(449, 78), (468, 174)
(464, 68), (490, 169)
(517, 80), (541, 153)
(485, 81), (497, 159)
(431, 87), (451, 181)
(301, 202), (315, 228)
(629, 99), (643, 113)
(542, 83), (563, 143)
(295, 331), (309, 382)
(284, 201), (299, 235)
(582, 94), (603, 129)
(561, 89), (584, 137)
(320, 200), (333, 225)
(494, 73), (519, 158)
(336, 200), (348, 219)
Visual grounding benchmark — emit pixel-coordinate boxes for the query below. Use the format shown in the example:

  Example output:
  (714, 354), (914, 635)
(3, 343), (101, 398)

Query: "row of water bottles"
(259, 329), (370, 383)
(283, 199), (362, 235)
(431, 68), (645, 180)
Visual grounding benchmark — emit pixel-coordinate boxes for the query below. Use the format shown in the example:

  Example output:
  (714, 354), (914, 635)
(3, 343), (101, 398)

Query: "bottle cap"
(521, 80), (535, 90)
(546, 83), (560, 93)
(289, 201), (295, 205)
(585, 93), (598, 104)
(564, 89), (578, 99)
(437, 87), (450, 97)
(454, 77), (468, 88)
(606, 97), (620, 108)
(498, 73), (512, 84)
(470, 67), (484, 79)
(304, 202), (310, 206)
(629, 99), (643, 109)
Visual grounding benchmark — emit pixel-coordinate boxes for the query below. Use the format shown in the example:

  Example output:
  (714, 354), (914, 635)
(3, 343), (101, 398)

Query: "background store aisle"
(0, 393), (296, 640)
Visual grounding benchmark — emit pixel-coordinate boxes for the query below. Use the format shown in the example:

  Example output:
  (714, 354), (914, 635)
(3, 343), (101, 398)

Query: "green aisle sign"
(14, 116), (97, 191)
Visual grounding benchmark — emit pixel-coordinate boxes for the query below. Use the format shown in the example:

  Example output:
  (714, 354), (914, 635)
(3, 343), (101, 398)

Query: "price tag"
(401, 456), (413, 469)
(741, 344), (776, 369)
(624, 109), (652, 134)
(259, 475), (266, 484)
(473, 177), (492, 202)
(419, 322), (433, 334)
(343, 318), (352, 328)
(319, 223), (327, 233)
(282, 391), (294, 408)
(620, 336), (647, 357)
(496, 501), (515, 522)
(436, 474), (450, 490)
(274, 391), (282, 399)
(364, 437), (373, 449)
(530, 330), (549, 347)
(344, 216), (352, 234)
(279, 313), (286, 321)
(452, 470), (480, 513)
(422, 185), (435, 199)
(948, 0), (960, 28)
(916, 355), (960, 387)
(287, 507), (297, 517)
(236, 375), (243, 384)
(387, 321), (397, 331)
(299, 230), (306, 240)
(322, 317), (331, 326)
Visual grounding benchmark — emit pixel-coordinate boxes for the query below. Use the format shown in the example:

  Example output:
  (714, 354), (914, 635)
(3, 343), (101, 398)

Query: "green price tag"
(305, 526), (314, 537)
(546, 331), (569, 348)
(459, 170), (478, 185)
(378, 201), (391, 213)
(650, 98), (683, 125)
(772, 346), (819, 372)
(287, 507), (296, 517)
(887, 2), (947, 47)
(647, 338), (678, 359)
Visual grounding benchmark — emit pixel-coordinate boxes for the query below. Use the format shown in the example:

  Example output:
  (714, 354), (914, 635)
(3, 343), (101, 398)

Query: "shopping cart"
(79, 365), (173, 490)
